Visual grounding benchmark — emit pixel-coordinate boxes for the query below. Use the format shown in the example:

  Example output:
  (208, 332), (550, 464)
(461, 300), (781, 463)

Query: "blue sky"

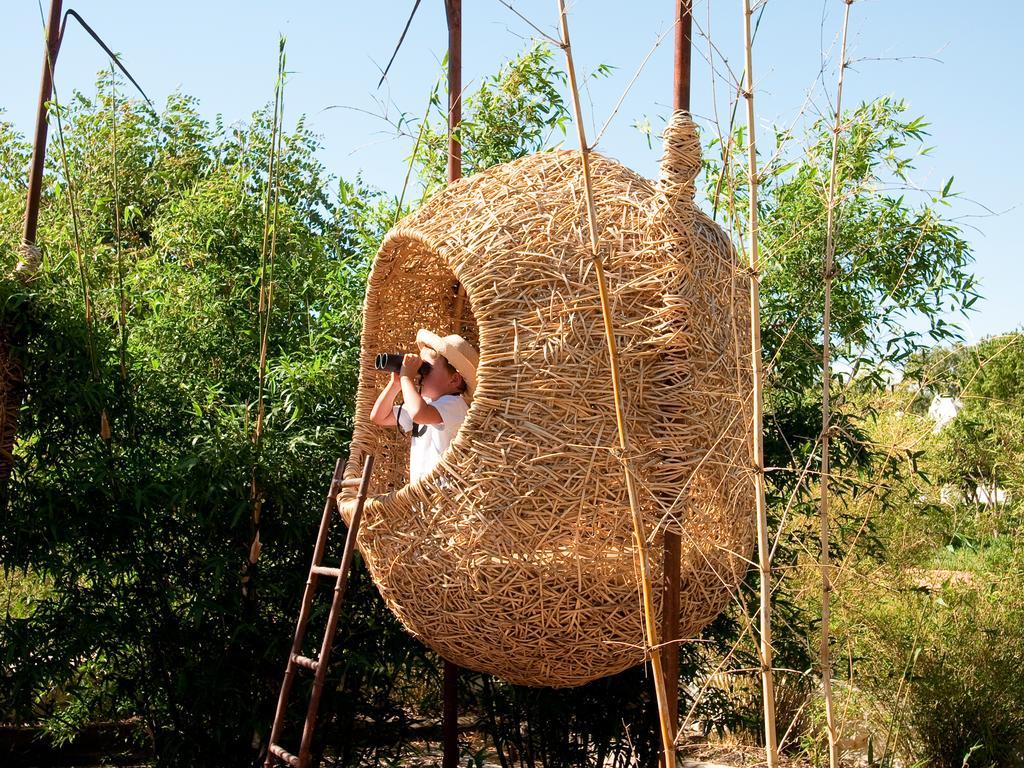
(3, 1), (1020, 340)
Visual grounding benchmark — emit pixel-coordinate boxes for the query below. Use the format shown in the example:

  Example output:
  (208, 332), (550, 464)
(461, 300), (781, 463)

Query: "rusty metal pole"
(672, 0), (692, 114)
(445, 0), (462, 185)
(442, 4), (462, 768)
(2, 0), (63, 483)
(23, 0), (64, 249)
(662, 0), (692, 753)
(442, 659), (458, 768)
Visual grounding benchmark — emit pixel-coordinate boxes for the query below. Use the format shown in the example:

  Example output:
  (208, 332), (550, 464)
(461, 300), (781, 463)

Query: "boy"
(369, 329), (478, 484)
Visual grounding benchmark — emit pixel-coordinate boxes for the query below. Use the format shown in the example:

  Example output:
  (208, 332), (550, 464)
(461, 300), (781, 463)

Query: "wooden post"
(739, 1), (779, 765)
(443, 3), (462, 768)
(662, 1), (692, 750)
(23, 0), (64, 249)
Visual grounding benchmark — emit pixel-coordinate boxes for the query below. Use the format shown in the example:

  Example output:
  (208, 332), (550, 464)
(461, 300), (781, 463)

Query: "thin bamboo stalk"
(394, 84), (436, 226)
(820, 3), (854, 766)
(556, 2), (676, 765)
(244, 38), (286, 597)
(110, 65), (127, 385)
(49, 59), (106, 437)
(739, 0), (779, 765)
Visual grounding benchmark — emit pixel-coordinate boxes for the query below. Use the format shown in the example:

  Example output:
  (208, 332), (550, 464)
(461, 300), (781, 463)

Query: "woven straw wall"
(340, 111), (754, 688)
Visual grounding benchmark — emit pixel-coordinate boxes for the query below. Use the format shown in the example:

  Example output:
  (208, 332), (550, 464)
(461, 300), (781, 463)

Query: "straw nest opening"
(350, 231), (480, 497)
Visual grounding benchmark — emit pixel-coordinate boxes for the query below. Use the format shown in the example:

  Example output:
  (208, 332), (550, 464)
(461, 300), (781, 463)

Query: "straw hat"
(415, 328), (478, 399)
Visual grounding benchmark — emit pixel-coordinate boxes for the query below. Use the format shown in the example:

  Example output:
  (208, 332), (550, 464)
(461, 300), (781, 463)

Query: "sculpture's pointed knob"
(656, 110), (701, 208)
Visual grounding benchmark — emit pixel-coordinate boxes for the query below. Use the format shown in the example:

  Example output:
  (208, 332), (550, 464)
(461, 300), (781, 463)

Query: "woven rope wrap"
(341, 110), (754, 687)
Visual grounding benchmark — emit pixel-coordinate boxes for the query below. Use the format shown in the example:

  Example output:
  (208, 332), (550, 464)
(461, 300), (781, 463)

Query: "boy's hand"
(400, 353), (422, 378)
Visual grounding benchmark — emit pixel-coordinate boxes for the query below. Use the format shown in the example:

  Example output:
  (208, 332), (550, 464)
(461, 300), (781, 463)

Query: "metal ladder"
(264, 454), (374, 768)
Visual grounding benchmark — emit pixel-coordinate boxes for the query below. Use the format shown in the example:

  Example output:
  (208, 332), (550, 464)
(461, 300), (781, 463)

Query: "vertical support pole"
(5, 0), (63, 483)
(23, 0), (64, 248)
(739, 0), (779, 764)
(443, 4), (462, 768)
(662, 1), (692, 749)
(672, 0), (692, 113)
(445, 0), (462, 184)
(442, 659), (459, 768)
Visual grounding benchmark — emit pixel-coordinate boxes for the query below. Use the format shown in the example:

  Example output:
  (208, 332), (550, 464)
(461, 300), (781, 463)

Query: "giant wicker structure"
(339, 111), (754, 688)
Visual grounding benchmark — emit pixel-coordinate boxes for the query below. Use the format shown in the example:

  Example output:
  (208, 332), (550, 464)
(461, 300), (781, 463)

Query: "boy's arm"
(369, 373), (401, 426)
(399, 354), (443, 425)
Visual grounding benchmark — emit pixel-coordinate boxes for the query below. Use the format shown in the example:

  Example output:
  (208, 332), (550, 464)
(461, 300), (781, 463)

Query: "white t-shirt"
(393, 394), (469, 484)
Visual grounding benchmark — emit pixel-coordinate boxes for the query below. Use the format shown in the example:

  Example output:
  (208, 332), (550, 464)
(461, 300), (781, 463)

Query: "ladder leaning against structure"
(264, 454), (374, 768)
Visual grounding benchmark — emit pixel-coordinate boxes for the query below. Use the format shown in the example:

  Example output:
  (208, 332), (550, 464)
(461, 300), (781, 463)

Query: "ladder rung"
(269, 743), (300, 767)
(291, 653), (319, 672)
(339, 477), (364, 489)
(311, 565), (341, 578)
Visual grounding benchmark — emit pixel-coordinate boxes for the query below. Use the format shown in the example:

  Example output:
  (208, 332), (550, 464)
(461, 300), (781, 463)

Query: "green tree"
(0, 74), (408, 765)
(699, 98), (978, 746)
(931, 333), (1024, 508)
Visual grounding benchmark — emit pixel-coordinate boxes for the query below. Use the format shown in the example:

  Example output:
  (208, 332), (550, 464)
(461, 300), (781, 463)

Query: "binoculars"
(375, 353), (432, 378)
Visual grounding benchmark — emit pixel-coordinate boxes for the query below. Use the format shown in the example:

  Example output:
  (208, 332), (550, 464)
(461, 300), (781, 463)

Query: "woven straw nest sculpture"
(339, 110), (754, 688)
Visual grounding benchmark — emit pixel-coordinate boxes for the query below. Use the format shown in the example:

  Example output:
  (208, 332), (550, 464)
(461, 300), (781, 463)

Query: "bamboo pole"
(244, 38), (286, 599)
(739, 1), (779, 765)
(556, 2), (676, 766)
(110, 65), (127, 386)
(394, 85), (436, 227)
(820, 3), (854, 766)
